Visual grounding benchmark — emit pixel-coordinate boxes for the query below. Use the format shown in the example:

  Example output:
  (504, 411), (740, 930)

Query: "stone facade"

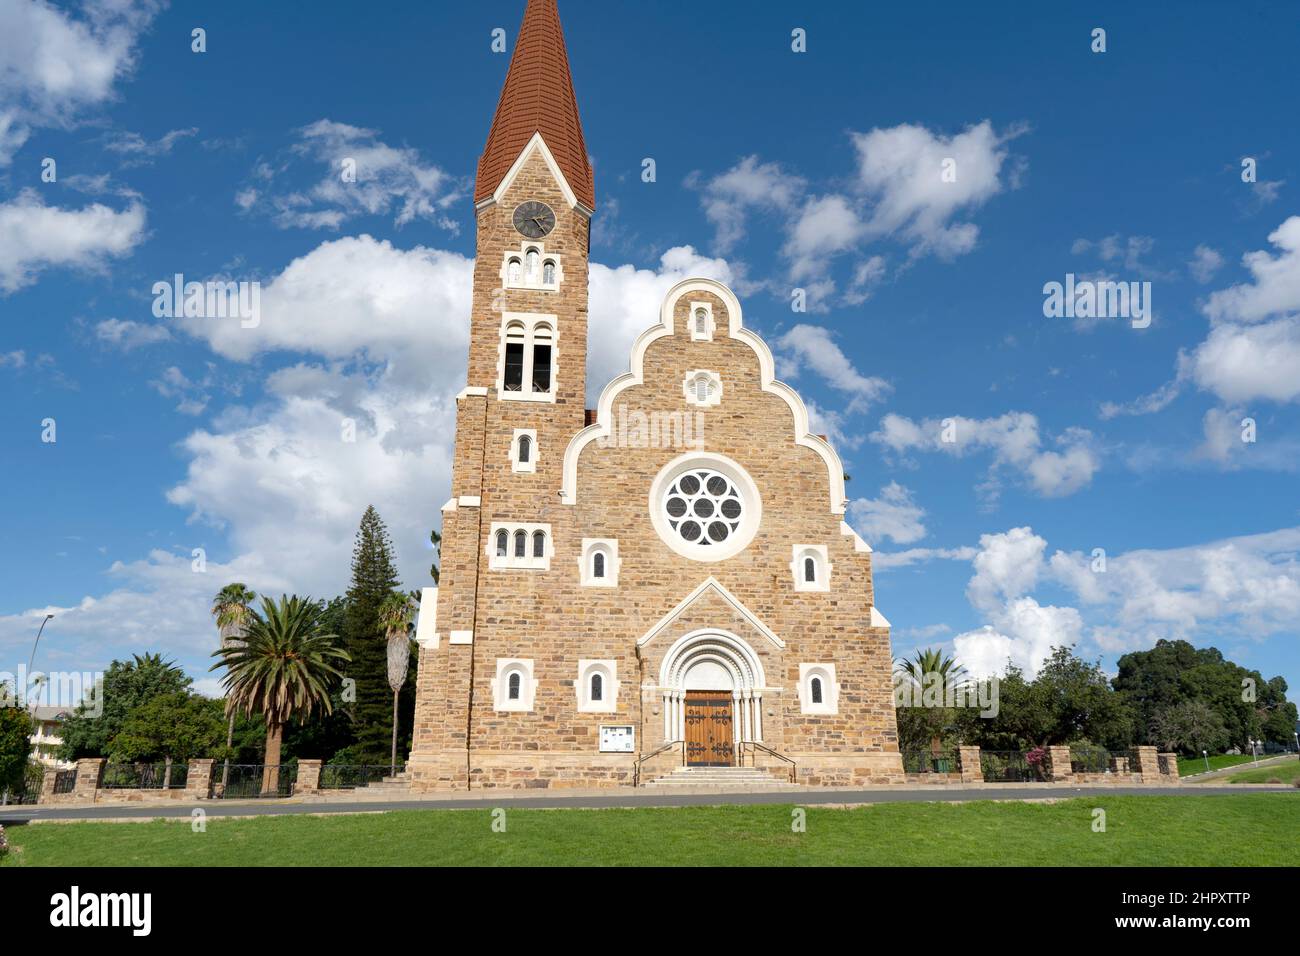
(403, 4), (903, 790)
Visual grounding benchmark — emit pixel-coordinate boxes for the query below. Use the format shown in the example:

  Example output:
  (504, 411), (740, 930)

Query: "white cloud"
(103, 126), (198, 163)
(693, 155), (805, 253)
(242, 119), (464, 231)
(0, 0), (161, 165)
(782, 194), (865, 283)
(965, 526), (1046, 615)
(0, 349), (26, 368)
(774, 324), (890, 411)
(851, 120), (1024, 259)
(953, 597), (1082, 679)
(95, 318), (171, 350)
(1189, 244), (1224, 284)
(848, 482), (926, 545)
(872, 412), (1098, 499)
(0, 189), (145, 292)
(870, 546), (977, 570)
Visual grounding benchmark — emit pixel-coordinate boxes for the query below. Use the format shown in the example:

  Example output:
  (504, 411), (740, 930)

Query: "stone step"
(644, 767), (799, 788)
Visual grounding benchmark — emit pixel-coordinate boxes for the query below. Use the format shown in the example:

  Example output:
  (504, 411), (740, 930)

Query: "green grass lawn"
(3, 794), (1297, 867)
(1177, 753), (1266, 776)
(1227, 757), (1300, 785)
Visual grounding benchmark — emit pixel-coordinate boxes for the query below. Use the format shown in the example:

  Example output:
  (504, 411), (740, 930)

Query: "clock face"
(513, 200), (556, 239)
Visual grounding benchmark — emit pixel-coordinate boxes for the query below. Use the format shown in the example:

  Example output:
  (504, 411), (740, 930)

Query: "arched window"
(503, 322), (526, 392)
(525, 248), (539, 280)
(810, 676), (823, 705)
(531, 323), (553, 393)
(542, 260), (556, 285)
(532, 530), (546, 558)
(508, 671), (521, 700)
(507, 257), (522, 285)
(513, 530), (527, 558)
(694, 308), (707, 334)
(495, 529), (508, 557)
(517, 434), (531, 464)
(804, 556), (817, 583)
(590, 672), (603, 701)
(593, 550), (605, 578)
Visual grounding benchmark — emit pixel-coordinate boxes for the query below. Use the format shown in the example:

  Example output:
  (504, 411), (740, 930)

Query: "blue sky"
(1, 0), (1298, 701)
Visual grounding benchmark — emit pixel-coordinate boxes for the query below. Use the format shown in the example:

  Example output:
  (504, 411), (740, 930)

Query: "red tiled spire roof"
(475, 0), (594, 210)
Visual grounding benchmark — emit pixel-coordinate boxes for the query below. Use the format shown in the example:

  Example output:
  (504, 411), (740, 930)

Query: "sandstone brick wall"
(408, 146), (903, 790)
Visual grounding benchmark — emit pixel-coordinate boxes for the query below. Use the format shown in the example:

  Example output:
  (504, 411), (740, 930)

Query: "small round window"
(651, 454), (760, 561)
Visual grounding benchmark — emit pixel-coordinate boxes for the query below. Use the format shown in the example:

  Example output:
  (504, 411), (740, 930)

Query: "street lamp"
(1293, 731), (1298, 755)
(26, 613), (54, 707)
(1202, 748), (1210, 773)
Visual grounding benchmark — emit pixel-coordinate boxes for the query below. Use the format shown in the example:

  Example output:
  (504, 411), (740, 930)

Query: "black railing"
(633, 742), (681, 786)
(101, 761), (188, 790)
(1157, 754), (1173, 775)
(980, 750), (1046, 783)
(737, 741), (796, 783)
(53, 769), (77, 794)
(211, 763), (297, 799)
(319, 764), (401, 790)
(1070, 748), (1111, 774)
(902, 751), (960, 774)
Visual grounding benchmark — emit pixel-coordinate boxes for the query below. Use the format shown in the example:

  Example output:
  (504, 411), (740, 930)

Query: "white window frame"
(790, 544), (831, 592)
(500, 242), (563, 292)
(493, 658), (538, 712)
(488, 522), (552, 570)
(648, 452), (762, 563)
(576, 659), (618, 713)
(510, 428), (537, 473)
(579, 538), (620, 587)
(688, 300), (715, 341)
(798, 663), (839, 715)
(497, 312), (558, 403)
(682, 369), (722, 408)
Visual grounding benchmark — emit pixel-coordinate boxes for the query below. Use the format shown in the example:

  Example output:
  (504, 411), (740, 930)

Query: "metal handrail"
(633, 742), (680, 787)
(737, 741), (796, 784)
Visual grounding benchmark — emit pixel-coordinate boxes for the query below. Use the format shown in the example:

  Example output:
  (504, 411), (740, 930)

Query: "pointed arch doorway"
(658, 629), (766, 767)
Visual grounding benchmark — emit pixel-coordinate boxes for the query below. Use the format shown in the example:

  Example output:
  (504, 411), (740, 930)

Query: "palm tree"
(211, 583), (256, 792)
(894, 648), (969, 759)
(210, 595), (349, 794)
(378, 591), (417, 773)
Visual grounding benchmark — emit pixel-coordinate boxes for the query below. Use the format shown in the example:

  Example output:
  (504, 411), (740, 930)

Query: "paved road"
(2, 784), (1294, 823)
(1180, 753), (1298, 783)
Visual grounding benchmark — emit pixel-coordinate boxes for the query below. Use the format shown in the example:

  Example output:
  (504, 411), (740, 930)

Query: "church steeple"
(475, 0), (594, 212)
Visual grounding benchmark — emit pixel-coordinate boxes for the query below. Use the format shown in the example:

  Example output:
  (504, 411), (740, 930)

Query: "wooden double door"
(684, 690), (734, 766)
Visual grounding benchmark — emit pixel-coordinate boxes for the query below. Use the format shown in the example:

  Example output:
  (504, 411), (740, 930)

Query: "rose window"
(662, 468), (745, 548)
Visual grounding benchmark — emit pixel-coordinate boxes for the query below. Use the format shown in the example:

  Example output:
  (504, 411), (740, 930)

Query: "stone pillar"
(1158, 752), (1181, 784)
(40, 768), (59, 801)
(1133, 746), (1160, 783)
(1048, 745), (1074, 783)
(958, 745), (983, 785)
(296, 759), (323, 794)
(186, 758), (215, 798)
(73, 757), (104, 801)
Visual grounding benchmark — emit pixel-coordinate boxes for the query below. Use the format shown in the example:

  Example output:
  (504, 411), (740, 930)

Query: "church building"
(407, 0), (904, 789)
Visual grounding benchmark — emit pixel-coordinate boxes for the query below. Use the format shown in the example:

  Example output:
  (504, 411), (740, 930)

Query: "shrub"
(0, 824), (7, 858)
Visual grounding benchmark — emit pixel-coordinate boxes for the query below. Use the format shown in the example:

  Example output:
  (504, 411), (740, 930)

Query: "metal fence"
(319, 764), (401, 790)
(980, 750), (1045, 783)
(53, 769), (77, 794)
(901, 751), (960, 774)
(1157, 754), (1173, 775)
(211, 763), (297, 799)
(1070, 747), (1111, 774)
(101, 761), (189, 790)
(1, 762), (50, 805)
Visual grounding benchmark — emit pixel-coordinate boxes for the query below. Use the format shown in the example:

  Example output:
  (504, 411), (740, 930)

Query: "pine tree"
(341, 506), (401, 763)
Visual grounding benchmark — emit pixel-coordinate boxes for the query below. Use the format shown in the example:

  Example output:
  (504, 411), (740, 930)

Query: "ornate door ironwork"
(684, 691), (734, 766)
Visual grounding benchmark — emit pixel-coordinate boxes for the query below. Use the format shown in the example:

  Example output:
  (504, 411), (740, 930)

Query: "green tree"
(1151, 700), (1230, 755)
(893, 648), (967, 755)
(429, 527), (442, 584)
(0, 699), (33, 798)
(109, 692), (229, 764)
(378, 591), (416, 772)
(1034, 646), (1134, 749)
(57, 654), (190, 760)
(211, 583), (257, 790)
(211, 595), (350, 793)
(342, 506), (401, 763)
(281, 595), (358, 762)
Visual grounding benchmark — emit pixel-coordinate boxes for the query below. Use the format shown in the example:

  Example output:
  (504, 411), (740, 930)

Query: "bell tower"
(409, 0), (594, 788)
